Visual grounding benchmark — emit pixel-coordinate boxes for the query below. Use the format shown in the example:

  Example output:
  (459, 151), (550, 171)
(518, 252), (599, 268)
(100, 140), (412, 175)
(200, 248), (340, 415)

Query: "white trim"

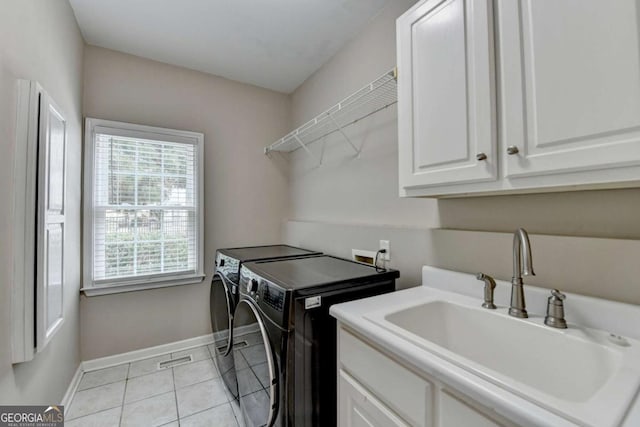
(61, 363), (83, 411)
(90, 118), (204, 141)
(11, 80), (40, 363)
(196, 127), (204, 296)
(93, 125), (202, 146)
(82, 333), (215, 372)
(81, 274), (205, 296)
(64, 327), (259, 410)
(92, 269), (200, 288)
(80, 324), (261, 372)
(83, 117), (205, 293)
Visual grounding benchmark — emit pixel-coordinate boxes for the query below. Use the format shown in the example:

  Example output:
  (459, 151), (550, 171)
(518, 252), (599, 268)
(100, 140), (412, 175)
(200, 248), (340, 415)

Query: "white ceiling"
(69, 0), (388, 93)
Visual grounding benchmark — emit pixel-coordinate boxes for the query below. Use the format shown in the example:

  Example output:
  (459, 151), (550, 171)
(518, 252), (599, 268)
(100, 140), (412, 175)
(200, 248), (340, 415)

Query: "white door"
(499, 0), (640, 178)
(36, 91), (66, 352)
(338, 370), (410, 427)
(398, 0), (496, 192)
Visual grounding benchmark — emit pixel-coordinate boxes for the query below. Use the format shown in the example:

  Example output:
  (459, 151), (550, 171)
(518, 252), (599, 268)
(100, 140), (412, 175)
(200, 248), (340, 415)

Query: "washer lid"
(243, 255), (399, 292)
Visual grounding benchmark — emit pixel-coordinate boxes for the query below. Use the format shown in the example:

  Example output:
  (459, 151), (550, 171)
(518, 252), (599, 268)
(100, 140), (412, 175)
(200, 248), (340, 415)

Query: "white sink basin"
(366, 292), (640, 427)
(385, 301), (618, 402)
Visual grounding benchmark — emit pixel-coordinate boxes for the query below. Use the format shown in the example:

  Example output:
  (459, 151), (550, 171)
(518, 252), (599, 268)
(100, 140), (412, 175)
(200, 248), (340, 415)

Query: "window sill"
(80, 274), (206, 296)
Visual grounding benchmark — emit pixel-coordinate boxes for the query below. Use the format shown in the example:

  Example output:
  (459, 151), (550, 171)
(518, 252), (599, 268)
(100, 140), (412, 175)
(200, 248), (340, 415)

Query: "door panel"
(45, 224), (64, 330)
(440, 391), (505, 427)
(412, 0), (468, 170)
(36, 91), (66, 352)
(210, 274), (238, 398)
(339, 370), (410, 427)
(499, 0), (640, 177)
(210, 274), (233, 355)
(233, 299), (278, 427)
(398, 0), (496, 190)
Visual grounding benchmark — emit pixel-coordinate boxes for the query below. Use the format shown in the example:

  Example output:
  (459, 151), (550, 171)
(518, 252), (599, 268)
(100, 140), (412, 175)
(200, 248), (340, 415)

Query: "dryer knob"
(249, 279), (259, 294)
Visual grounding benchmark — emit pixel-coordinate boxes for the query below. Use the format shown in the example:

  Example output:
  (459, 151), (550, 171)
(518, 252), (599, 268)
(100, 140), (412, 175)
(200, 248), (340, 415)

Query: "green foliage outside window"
(102, 138), (193, 278)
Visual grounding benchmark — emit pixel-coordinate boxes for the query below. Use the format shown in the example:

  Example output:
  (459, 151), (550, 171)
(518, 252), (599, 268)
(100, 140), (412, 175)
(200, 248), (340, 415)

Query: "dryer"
(210, 245), (320, 400)
(234, 255), (399, 426)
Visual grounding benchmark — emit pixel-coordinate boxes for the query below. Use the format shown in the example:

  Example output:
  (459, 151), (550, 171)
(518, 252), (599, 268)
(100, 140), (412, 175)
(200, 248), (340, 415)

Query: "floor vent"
(216, 340), (248, 353)
(158, 355), (192, 369)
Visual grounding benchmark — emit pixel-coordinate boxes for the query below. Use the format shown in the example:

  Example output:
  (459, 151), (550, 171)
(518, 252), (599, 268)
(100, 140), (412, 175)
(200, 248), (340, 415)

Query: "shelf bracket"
(328, 114), (360, 156)
(319, 138), (327, 166)
(293, 134), (322, 167)
(293, 134), (312, 155)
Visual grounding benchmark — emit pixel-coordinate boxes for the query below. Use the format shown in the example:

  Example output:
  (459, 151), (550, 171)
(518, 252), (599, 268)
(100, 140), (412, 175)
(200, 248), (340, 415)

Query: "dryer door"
(210, 273), (238, 398)
(233, 299), (279, 427)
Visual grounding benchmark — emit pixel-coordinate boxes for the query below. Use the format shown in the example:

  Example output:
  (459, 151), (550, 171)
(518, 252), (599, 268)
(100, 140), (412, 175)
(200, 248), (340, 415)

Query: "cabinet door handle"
(506, 146), (519, 155)
(476, 153), (487, 161)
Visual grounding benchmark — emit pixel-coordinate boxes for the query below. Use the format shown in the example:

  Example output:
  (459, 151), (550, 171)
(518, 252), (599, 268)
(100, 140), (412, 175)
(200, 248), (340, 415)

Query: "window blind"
(91, 132), (199, 284)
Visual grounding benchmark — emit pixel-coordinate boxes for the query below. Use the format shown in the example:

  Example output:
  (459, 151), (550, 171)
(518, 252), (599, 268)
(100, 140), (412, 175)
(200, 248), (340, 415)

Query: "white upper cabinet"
(398, 0), (640, 197)
(499, 0), (640, 178)
(397, 0), (496, 193)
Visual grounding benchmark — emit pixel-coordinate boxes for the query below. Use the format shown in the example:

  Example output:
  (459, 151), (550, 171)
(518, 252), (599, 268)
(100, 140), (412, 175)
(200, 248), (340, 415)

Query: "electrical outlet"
(379, 240), (390, 261)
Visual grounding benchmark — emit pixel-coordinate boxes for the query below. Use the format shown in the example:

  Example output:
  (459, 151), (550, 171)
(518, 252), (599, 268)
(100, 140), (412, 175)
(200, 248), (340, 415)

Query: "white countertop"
(330, 266), (640, 427)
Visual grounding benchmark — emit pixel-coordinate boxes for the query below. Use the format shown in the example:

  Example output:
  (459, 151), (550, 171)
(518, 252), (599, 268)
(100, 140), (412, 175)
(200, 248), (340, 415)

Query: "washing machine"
(210, 245), (321, 400)
(234, 255), (399, 426)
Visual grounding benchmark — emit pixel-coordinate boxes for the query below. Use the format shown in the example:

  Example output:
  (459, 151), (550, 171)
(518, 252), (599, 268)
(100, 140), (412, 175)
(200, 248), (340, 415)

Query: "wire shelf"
(264, 68), (398, 155)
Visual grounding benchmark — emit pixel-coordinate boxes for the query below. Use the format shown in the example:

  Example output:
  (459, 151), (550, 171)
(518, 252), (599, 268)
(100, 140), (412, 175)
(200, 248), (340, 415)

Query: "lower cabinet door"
(440, 391), (506, 427)
(339, 370), (410, 427)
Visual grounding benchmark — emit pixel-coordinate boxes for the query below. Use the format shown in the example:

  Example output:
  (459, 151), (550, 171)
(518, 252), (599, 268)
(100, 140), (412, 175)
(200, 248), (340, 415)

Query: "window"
(83, 119), (204, 295)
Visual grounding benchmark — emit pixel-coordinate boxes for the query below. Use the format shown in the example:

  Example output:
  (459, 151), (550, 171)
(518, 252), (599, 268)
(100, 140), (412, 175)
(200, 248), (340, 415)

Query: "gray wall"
(0, 0), (84, 404)
(81, 46), (291, 360)
(289, 0), (436, 229)
(286, 1), (640, 300)
(286, 222), (640, 305)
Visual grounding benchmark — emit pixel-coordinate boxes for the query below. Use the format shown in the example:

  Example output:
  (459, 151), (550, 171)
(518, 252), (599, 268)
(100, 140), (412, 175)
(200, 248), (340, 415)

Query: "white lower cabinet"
(338, 327), (515, 427)
(339, 370), (410, 427)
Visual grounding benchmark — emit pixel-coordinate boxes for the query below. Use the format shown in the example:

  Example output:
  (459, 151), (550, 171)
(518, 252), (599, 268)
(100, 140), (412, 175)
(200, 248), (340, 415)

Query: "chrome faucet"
(509, 228), (535, 318)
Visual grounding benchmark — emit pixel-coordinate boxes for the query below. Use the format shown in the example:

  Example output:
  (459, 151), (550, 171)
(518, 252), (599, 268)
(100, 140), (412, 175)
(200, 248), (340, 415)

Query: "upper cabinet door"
(499, 0), (640, 178)
(398, 0), (496, 193)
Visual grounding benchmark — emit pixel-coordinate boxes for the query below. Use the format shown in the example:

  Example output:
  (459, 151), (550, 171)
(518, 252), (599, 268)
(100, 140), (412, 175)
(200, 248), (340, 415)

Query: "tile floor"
(66, 344), (244, 427)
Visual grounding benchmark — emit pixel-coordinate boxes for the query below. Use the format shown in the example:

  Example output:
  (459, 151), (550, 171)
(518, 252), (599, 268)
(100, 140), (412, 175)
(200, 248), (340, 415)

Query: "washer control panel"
(262, 286), (285, 311)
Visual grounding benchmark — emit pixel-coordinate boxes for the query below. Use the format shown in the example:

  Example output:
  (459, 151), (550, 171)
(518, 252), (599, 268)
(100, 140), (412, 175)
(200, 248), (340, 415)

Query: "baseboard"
(82, 333), (214, 372)
(61, 363), (83, 411)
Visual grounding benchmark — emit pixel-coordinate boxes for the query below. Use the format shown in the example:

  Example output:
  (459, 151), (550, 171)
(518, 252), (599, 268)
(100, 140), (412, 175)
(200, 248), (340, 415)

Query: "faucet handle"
(476, 273), (497, 309)
(545, 289), (568, 329)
